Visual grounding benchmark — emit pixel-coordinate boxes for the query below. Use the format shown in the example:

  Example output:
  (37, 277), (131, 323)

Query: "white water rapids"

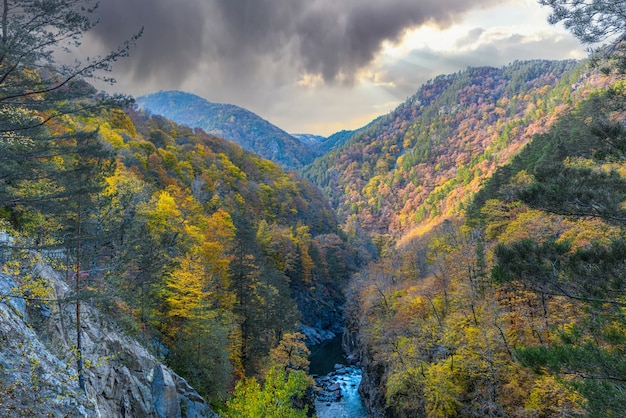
(309, 336), (367, 418)
(314, 366), (367, 418)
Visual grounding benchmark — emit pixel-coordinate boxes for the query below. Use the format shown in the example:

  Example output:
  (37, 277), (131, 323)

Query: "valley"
(1, 1), (626, 416)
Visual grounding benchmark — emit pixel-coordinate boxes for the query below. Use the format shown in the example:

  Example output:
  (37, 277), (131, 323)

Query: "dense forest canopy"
(300, 59), (619, 244)
(1, 0), (626, 416)
(345, 81), (626, 416)
(1, 100), (356, 403)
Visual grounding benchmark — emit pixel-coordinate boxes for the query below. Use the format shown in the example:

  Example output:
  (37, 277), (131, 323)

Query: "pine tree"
(0, 0), (139, 392)
(0, 0), (140, 208)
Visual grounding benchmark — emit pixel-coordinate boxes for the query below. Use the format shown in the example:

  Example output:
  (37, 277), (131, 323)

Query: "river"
(309, 336), (367, 418)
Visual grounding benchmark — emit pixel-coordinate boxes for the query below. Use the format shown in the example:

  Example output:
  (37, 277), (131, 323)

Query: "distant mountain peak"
(136, 90), (314, 168)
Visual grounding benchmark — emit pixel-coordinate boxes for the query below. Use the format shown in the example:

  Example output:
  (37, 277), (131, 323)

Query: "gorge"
(2, 2), (626, 414)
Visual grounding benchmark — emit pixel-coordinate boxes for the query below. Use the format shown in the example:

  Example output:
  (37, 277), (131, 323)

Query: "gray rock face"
(0, 262), (218, 418)
(0, 273), (26, 317)
(0, 272), (96, 417)
(298, 324), (336, 346)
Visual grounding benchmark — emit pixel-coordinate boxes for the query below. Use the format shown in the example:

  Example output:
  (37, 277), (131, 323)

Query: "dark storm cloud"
(291, 0), (483, 82)
(86, 0), (212, 86)
(88, 0), (501, 87)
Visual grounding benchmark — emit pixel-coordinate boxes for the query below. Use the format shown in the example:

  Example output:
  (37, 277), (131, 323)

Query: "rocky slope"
(0, 255), (217, 418)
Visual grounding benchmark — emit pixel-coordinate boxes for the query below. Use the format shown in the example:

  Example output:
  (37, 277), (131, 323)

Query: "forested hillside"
(1, 101), (354, 409)
(137, 91), (315, 168)
(0, 2), (354, 414)
(341, 61), (626, 416)
(302, 60), (616, 245)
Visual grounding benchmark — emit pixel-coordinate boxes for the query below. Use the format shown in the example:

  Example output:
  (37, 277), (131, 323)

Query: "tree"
(0, 0), (140, 124)
(539, 0), (626, 44)
(58, 128), (115, 392)
(266, 332), (310, 374)
(539, 0), (626, 72)
(0, 0), (140, 206)
(0, 0), (139, 393)
(223, 367), (310, 418)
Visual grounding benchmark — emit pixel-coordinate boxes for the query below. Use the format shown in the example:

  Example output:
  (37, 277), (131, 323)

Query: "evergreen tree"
(0, 0), (139, 392)
(0, 0), (139, 209)
(539, 0), (626, 72)
(539, 0), (626, 44)
(230, 212), (299, 375)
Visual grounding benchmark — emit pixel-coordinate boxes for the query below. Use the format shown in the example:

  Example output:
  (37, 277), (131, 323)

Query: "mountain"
(0, 265), (217, 417)
(4, 43), (626, 416)
(136, 90), (315, 168)
(293, 129), (359, 154)
(346, 72), (626, 417)
(292, 133), (326, 145)
(301, 60), (612, 243)
(1, 97), (354, 411)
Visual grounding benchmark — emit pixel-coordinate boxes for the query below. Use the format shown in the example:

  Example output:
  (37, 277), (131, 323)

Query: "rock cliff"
(0, 261), (218, 418)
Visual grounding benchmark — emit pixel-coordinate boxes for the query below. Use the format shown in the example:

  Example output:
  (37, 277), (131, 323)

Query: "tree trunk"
(76, 209), (85, 392)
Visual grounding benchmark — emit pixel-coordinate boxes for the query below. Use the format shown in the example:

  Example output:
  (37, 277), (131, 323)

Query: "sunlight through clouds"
(88, 0), (586, 136)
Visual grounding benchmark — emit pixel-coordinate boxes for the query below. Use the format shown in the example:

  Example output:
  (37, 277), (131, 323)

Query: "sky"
(83, 0), (587, 136)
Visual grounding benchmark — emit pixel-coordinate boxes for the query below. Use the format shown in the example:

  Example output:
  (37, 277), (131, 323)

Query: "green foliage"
(466, 69), (626, 416)
(468, 86), (626, 224)
(0, 0), (138, 206)
(519, 164), (626, 224)
(539, 0), (626, 44)
(222, 367), (310, 418)
(516, 340), (626, 416)
(491, 238), (570, 286)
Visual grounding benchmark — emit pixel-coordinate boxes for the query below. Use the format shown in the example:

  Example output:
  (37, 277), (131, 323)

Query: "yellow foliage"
(525, 375), (586, 417)
(99, 122), (127, 150)
(2, 253), (53, 303)
(385, 365), (424, 412)
(423, 360), (463, 418)
(141, 190), (183, 237)
(404, 295), (429, 320)
(557, 217), (621, 250)
(266, 332), (310, 373)
(163, 256), (207, 321)
(481, 199), (523, 240)
(108, 108), (136, 136)
(499, 207), (561, 244)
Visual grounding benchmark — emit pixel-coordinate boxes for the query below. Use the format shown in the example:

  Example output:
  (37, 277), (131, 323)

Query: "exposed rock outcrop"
(294, 285), (345, 346)
(0, 261), (218, 418)
(298, 324), (337, 346)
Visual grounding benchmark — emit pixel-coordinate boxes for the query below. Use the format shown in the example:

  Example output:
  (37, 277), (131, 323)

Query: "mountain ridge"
(300, 59), (607, 243)
(136, 90), (315, 168)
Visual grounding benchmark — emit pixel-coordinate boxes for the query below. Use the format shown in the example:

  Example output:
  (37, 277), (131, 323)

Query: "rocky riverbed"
(313, 364), (367, 418)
